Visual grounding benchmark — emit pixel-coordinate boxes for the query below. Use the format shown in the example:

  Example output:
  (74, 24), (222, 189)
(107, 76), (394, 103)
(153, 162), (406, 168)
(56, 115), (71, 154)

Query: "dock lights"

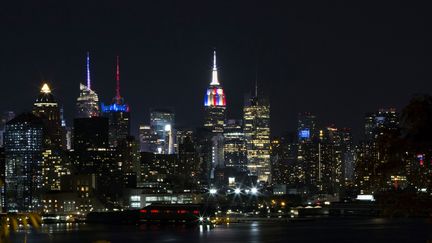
(251, 187), (258, 195)
(234, 188), (241, 194)
(199, 217), (204, 222)
(209, 188), (217, 195)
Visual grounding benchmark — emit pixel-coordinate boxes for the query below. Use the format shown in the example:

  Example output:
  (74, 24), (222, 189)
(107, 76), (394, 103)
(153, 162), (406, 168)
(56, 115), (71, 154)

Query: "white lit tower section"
(204, 50), (226, 178)
(76, 52), (100, 118)
(204, 50), (226, 134)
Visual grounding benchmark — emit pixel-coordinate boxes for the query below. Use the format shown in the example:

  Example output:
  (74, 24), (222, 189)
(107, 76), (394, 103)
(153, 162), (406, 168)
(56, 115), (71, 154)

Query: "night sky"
(1, 1), (431, 140)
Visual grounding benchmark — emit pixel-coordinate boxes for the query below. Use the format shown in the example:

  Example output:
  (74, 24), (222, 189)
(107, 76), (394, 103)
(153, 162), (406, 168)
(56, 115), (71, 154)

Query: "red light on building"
(150, 210), (159, 213)
(140, 209), (147, 213)
(417, 154), (424, 166)
(193, 210), (199, 215)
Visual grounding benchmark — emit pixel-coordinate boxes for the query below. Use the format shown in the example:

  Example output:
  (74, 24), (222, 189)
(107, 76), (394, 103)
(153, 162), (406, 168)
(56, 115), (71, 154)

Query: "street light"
(251, 187), (258, 195)
(209, 188), (217, 195)
(234, 188), (241, 194)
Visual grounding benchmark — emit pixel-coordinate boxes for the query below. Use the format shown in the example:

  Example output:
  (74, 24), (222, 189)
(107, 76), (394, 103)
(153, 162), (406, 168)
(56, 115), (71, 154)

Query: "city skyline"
(2, 1), (431, 140)
(1, 2), (432, 241)
(0, 50), (419, 141)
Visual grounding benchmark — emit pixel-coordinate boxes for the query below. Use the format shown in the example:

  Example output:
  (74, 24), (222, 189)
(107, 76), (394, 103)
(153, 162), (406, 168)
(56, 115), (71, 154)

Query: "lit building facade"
(297, 112), (319, 192)
(224, 119), (247, 172)
(139, 124), (156, 152)
(76, 53), (100, 118)
(0, 111), (15, 147)
(150, 109), (175, 154)
(244, 94), (271, 183)
(4, 113), (44, 212)
(270, 133), (298, 186)
(33, 83), (69, 191)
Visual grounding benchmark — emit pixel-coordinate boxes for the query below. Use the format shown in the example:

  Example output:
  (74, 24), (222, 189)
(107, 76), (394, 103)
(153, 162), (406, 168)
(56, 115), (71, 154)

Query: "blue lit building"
(4, 113), (44, 212)
(101, 56), (131, 147)
(76, 53), (100, 118)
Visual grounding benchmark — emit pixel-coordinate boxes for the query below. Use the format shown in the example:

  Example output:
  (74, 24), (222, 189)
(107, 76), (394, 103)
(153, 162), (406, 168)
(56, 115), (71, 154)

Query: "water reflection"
(7, 218), (431, 243)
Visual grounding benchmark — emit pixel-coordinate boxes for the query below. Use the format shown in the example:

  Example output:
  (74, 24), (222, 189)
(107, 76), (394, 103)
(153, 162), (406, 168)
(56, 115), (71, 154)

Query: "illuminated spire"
(116, 56), (121, 99)
(41, 83), (51, 94)
(210, 50), (220, 86)
(86, 52), (91, 90)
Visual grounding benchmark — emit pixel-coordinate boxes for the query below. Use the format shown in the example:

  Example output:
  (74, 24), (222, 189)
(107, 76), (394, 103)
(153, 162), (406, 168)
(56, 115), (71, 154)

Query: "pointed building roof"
(210, 50), (220, 86)
(35, 83), (56, 104)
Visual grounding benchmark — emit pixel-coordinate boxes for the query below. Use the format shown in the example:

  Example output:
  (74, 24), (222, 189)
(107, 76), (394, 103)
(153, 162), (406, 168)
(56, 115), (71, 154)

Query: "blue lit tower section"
(101, 56), (131, 147)
(203, 50), (226, 179)
(76, 52), (100, 118)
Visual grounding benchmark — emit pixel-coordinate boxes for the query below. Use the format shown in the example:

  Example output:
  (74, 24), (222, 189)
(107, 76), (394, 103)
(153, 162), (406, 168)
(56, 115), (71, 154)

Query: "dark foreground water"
(8, 218), (432, 243)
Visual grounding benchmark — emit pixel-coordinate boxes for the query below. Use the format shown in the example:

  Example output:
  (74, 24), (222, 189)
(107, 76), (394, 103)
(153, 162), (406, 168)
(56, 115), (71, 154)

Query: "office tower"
(340, 128), (354, 184)
(356, 108), (399, 193)
(364, 108), (399, 142)
(139, 124), (155, 152)
(73, 117), (109, 153)
(101, 56), (131, 147)
(72, 117), (109, 172)
(0, 111), (15, 147)
(297, 112), (319, 193)
(32, 83), (69, 191)
(117, 136), (140, 187)
(72, 117), (123, 206)
(33, 83), (63, 146)
(224, 119), (247, 172)
(203, 51), (226, 179)
(76, 52), (100, 118)
(320, 125), (351, 194)
(271, 132), (298, 186)
(244, 90), (271, 183)
(4, 113), (43, 212)
(150, 109), (175, 154)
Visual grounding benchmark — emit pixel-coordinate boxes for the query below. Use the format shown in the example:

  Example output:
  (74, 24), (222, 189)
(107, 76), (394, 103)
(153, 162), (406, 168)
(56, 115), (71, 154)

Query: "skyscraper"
(224, 119), (247, 172)
(244, 91), (271, 183)
(101, 56), (131, 147)
(76, 52), (100, 118)
(4, 113), (43, 212)
(32, 83), (68, 191)
(297, 112), (319, 193)
(0, 111), (15, 147)
(204, 51), (226, 134)
(33, 83), (63, 147)
(203, 51), (226, 179)
(150, 109), (175, 154)
(139, 124), (155, 152)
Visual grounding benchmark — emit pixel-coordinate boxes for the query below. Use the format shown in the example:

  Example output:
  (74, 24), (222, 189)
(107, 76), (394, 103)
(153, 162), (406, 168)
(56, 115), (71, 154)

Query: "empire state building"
(204, 51), (226, 133)
(203, 50), (226, 178)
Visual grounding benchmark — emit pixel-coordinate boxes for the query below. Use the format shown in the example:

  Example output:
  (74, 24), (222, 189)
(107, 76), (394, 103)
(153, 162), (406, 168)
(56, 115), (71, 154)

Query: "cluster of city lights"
(208, 187), (259, 195)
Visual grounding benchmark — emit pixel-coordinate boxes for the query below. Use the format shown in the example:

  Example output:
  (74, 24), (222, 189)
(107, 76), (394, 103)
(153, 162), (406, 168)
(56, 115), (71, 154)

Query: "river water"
(8, 217), (432, 242)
